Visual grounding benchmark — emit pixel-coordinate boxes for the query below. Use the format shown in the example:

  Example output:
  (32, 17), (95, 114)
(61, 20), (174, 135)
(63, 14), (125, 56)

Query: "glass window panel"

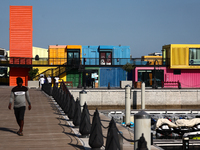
(106, 53), (111, 65)
(100, 53), (105, 65)
(189, 48), (200, 65)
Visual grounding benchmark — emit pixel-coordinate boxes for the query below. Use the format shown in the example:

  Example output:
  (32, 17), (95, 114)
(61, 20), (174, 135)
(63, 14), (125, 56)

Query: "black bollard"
(63, 93), (70, 115)
(105, 118), (120, 150)
(68, 95), (75, 120)
(136, 133), (148, 150)
(49, 84), (52, 96)
(73, 98), (81, 127)
(89, 109), (103, 149)
(60, 91), (65, 110)
(52, 86), (55, 98)
(79, 103), (91, 137)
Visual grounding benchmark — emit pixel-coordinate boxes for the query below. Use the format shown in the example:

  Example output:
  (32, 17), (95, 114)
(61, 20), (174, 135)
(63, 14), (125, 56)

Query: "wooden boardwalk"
(0, 87), (84, 150)
(0, 86), (159, 150)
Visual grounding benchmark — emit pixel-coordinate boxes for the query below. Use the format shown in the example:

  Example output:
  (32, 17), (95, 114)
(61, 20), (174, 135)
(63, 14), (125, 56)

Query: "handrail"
(0, 57), (169, 66)
(60, 80), (72, 98)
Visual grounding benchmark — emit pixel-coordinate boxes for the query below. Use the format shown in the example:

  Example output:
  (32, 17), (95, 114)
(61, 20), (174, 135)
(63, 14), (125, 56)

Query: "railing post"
(141, 82), (145, 110)
(183, 137), (189, 150)
(134, 111), (151, 150)
(79, 90), (87, 112)
(125, 85), (131, 125)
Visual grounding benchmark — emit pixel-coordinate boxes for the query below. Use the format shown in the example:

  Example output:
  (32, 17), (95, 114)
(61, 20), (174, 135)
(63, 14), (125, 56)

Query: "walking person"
(39, 75), (45, 90)
(8, 77), (31, 136)
(54, 76), (59, 87)
(47, 75), (52, 86)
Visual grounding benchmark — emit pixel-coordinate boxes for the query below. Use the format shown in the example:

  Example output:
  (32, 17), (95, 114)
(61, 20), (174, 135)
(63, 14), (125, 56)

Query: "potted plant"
(28, 68), (39, 80)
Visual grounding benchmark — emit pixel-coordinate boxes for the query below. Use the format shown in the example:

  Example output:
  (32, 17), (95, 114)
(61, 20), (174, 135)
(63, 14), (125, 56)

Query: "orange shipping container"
(9, 6), (32, 58)
(9, 67), (30, 86)
(9, 6), (32, 86)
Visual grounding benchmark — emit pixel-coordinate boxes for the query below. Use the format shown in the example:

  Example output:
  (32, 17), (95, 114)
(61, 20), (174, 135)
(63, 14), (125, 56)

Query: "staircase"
(34, 60), (84, 80)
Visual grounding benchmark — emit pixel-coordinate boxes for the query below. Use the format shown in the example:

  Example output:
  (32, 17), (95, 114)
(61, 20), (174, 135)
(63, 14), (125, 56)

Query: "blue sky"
(1, 0), (200, 57)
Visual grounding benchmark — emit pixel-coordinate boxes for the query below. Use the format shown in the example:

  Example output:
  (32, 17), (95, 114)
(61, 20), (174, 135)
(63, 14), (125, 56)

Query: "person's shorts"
(14, 106), (26, 120)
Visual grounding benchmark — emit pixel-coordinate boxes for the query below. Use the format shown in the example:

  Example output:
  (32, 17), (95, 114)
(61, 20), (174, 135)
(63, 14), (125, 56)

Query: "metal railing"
(0, 57), (169, 66)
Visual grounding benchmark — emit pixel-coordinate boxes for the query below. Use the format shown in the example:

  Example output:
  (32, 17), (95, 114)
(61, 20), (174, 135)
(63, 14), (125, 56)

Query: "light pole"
(152, 59), (158, 89)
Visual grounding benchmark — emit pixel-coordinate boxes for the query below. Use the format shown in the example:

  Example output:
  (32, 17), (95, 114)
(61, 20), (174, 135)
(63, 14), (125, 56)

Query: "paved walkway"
(0, 87), (84, 150)
(0, 86), (159, 150)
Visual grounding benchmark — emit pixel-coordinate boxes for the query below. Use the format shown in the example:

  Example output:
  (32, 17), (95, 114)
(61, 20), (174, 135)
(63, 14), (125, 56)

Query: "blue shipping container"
(99, 67), (127, 87)
(112, 46), (130, 65)
(82, 46), (99, 65)
(82, 45), (130, 66)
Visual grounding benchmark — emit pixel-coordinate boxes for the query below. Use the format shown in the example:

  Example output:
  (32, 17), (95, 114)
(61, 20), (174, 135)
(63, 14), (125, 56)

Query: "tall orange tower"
(9, 6), (33, 86)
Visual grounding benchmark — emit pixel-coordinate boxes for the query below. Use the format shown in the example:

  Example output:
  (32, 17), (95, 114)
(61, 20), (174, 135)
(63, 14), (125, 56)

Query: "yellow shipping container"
(48, 45), (67, 65)
(163, 44), (200, 69)
(141, 56), (162, 65)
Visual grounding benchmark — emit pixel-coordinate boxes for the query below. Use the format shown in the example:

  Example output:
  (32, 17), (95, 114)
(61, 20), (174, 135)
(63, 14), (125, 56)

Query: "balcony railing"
(0, 57), (169, 66)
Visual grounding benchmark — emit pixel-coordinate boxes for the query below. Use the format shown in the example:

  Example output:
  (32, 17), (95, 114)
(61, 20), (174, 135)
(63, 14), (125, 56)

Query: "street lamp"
(152, 59), (158, 89)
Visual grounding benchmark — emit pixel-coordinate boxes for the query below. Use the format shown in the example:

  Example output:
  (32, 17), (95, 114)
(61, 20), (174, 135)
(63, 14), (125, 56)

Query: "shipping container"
(141, 56), (162, 65)
(66, 45), (82, 65)
(10, 6), (32, 58)
(32, 46), (48, 58)
(112, 46), (130, 65)
(82, 46), (99, 65)
(82, 45), (130, 65)
(134, 67), (165, 87)
(33, 66), (57, 76)
(48, 45), (67, 65)
(9, 67), (30, 86)
(99, 67), (126, 87)
(85, 67), (100, 88)
(66, 69), (82, 87)
(163, 44), (200, 69)
(134, 66), (200, 88)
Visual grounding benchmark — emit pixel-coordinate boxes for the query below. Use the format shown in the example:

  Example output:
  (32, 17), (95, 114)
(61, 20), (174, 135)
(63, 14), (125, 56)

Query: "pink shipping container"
(134, 67), (200, 88)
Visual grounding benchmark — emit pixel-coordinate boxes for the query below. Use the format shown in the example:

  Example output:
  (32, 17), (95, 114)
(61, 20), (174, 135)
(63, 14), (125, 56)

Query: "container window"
(173, 70), (181, 75)
(189, 48), (200, 65)
(100, 52), (112, 65)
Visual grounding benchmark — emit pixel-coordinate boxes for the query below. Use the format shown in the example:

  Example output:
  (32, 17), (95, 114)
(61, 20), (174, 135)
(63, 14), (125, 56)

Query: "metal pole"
(79, 90), (87, 112)
(77, 72), (82, 88)
(134, 111), (151, 150)
(141, 82), (145, 109)
(183, 137), (189, 150)
(125, 85), (131, 125)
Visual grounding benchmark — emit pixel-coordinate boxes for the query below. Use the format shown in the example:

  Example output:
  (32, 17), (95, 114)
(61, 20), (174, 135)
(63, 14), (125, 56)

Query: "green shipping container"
(67, 70), (82, 87)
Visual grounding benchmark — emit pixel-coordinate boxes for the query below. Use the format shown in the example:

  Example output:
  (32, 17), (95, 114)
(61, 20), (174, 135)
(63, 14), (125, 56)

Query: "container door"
(74, 52), (80, 65)
(67, 70), (81, 87)
(67, 51), (80, 65)
(67, 52), (73, 65)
